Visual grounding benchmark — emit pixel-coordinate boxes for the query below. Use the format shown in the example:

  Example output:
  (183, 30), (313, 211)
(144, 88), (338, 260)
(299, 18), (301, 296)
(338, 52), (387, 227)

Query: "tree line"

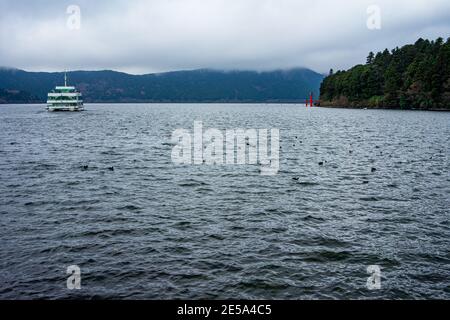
(320, 37), (450, 109)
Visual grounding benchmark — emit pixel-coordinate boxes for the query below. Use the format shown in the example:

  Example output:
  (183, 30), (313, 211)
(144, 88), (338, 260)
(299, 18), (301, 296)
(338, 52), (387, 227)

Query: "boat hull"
(47, 105), (84, 112)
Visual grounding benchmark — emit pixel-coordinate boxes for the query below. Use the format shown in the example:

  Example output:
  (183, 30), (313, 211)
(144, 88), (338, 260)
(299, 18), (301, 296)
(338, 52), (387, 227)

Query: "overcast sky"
(1, 0), (450, 74)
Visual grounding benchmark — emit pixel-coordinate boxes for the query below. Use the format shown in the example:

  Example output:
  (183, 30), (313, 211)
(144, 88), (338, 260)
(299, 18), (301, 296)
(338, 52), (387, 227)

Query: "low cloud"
(1, 0), (450, 74)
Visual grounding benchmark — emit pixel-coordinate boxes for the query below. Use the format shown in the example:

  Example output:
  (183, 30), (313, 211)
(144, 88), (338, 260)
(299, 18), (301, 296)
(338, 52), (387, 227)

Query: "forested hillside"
(320, 38), (450, 110)
(0, 88), (40, 104)
(0, 68), (324, 103)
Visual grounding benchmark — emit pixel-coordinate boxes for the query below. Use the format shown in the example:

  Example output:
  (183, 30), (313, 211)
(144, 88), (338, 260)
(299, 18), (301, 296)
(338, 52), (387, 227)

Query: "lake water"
(0, 103), (449, 299)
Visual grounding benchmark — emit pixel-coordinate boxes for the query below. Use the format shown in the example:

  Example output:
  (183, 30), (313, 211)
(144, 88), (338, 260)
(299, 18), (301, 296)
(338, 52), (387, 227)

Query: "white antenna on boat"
(64, 70), (67, 86)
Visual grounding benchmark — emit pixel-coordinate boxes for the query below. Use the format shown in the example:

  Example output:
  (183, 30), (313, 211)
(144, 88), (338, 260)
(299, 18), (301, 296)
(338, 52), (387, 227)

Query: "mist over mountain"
(0, 68), (324, 104)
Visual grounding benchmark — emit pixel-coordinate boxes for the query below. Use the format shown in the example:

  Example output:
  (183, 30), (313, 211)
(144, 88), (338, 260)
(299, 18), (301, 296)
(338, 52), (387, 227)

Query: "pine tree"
(366, 52), (375, 64)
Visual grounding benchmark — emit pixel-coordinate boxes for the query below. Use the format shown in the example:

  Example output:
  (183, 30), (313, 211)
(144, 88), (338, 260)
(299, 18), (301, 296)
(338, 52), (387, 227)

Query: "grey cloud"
(1, 0), (450, 74)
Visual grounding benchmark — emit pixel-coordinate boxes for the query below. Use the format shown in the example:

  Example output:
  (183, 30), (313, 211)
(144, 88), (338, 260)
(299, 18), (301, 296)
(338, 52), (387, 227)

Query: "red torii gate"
(305, 92), (319, 107)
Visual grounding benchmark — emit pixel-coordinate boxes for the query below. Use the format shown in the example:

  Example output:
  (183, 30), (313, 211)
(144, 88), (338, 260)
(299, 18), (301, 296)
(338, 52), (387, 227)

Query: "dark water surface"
(0, 104), (449, 299)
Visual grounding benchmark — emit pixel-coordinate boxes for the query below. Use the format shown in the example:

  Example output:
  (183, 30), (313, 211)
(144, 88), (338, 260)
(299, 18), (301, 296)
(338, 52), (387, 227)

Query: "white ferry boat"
(46, 73), (84, 111)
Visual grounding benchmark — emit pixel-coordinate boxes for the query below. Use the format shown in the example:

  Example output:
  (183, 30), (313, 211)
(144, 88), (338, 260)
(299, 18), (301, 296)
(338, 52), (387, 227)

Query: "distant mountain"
(0, 88), (40, 104)
(0, 68), (324, 104)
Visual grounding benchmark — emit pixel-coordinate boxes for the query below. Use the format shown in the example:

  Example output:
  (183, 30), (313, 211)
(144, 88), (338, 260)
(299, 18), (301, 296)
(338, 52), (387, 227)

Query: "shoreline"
(317, 104), (450, 112)
(2, 101), (450, 111)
